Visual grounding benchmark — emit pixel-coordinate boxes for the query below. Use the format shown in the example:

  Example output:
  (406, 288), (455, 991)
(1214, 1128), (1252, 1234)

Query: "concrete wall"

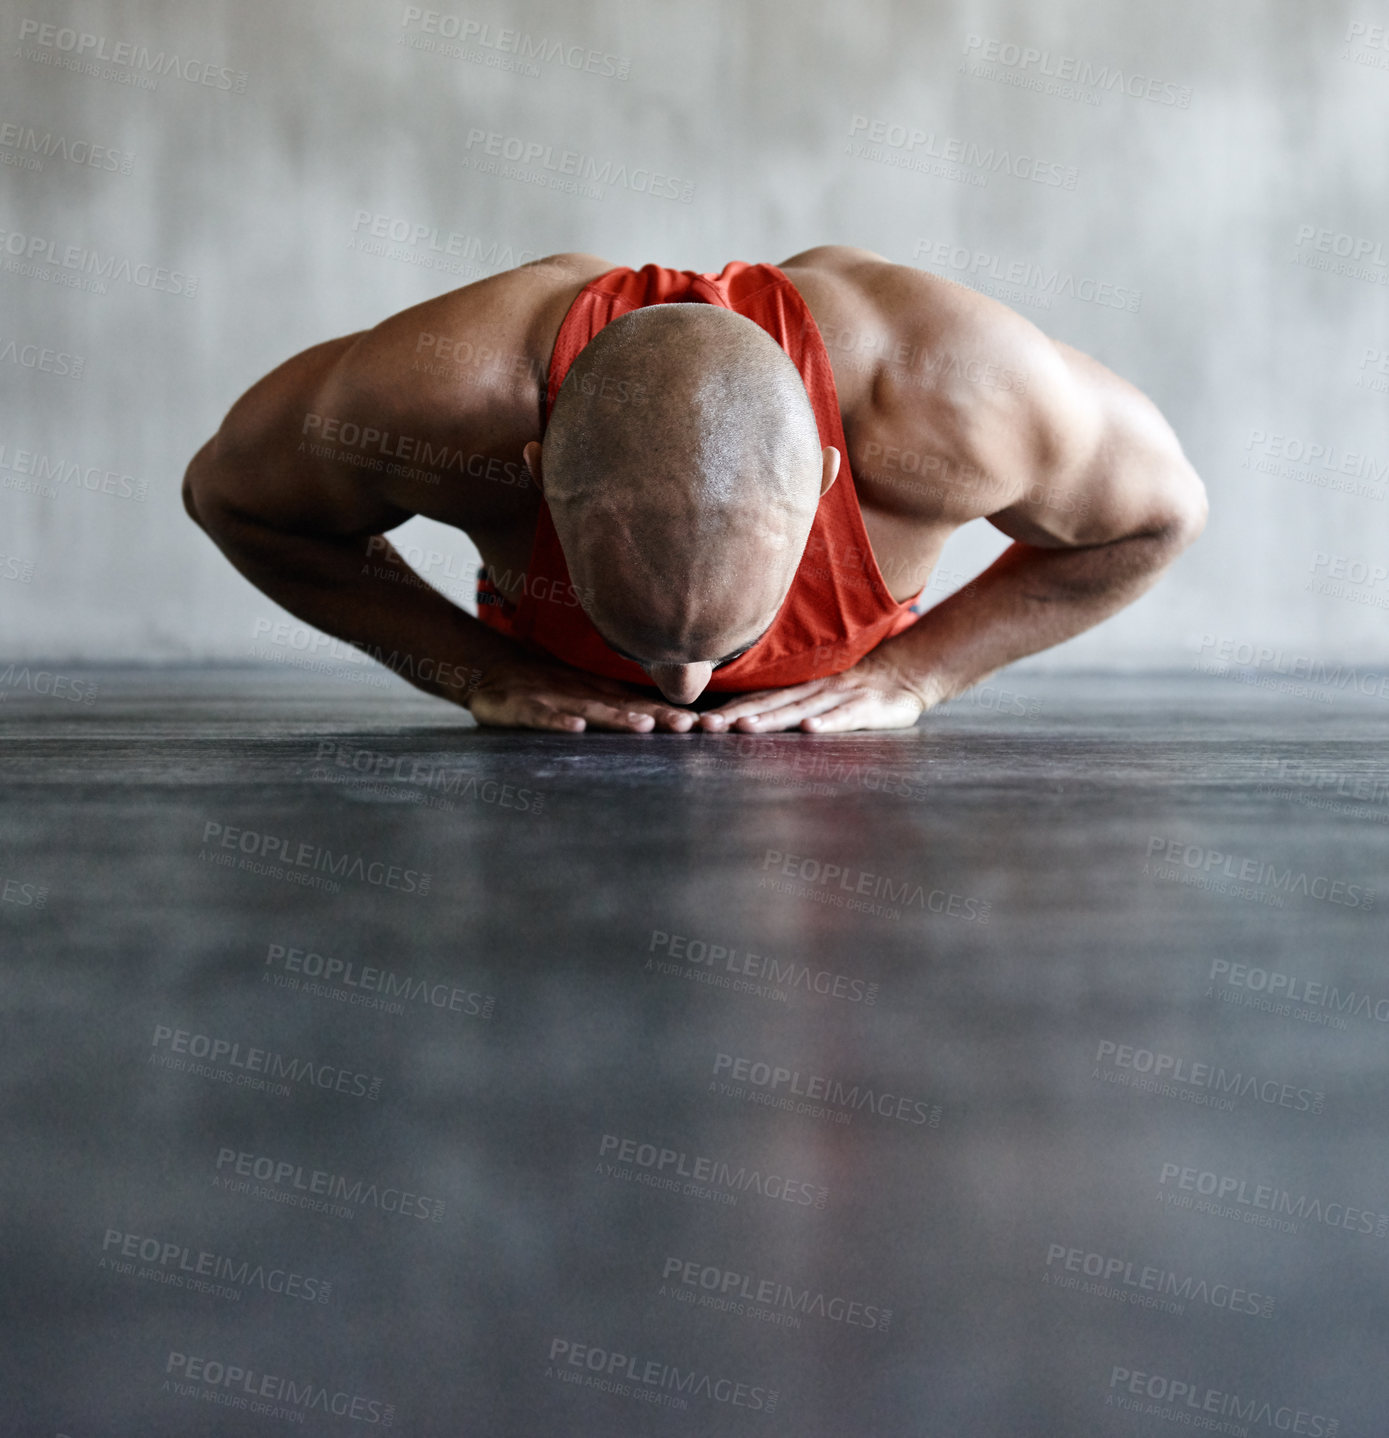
(3, 0), (1386, 672)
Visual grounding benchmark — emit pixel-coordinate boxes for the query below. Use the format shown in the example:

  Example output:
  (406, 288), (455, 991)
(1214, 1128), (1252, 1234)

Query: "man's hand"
(696, 652), (927, 734)
(466, 651), (699, 732)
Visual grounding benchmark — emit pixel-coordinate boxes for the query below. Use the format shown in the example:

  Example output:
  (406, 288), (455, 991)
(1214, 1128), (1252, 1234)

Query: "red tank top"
(475, 261), (921, 691)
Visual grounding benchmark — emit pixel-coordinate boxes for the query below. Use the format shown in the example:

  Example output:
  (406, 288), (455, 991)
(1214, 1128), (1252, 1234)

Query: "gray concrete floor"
(1, 666), (1386, 1437)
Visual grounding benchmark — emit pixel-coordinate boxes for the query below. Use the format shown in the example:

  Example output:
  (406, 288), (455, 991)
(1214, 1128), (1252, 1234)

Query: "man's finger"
(517, 697), (585, 732)
(622, 701), (695, 731)
(698, 683), (824, 729)
(560, 697), (658, 732)
(510, 694), (653, 733)
(730, 687), (860, 731)
(801, 694), (916, 733)
(572, 677), (696, 730)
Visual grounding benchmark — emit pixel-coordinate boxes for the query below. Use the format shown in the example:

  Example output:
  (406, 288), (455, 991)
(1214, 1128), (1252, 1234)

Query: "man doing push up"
(182, 246), (1207, 733)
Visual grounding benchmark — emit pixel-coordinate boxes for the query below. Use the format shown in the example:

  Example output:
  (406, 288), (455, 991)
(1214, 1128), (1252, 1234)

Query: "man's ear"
(523, 440), (546, 493)
(820, 446), (841, 497)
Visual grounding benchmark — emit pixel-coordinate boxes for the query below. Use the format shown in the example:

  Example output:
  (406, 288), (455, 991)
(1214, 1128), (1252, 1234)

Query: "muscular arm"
(876, 325), (1209, 709)
(182, 261), (698, 730)
(182, 325), (512, 706)
(702, 255), (1207, 732)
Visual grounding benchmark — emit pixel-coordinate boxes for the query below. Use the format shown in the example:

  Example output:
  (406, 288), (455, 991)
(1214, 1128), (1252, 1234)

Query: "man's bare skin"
(182, 246), (1208, 734)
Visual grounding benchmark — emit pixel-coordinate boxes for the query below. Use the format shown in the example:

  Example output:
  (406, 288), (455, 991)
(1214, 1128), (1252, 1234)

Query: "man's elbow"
(181, 466), (204, 529)
(1151, 461), (1209, 554)
(182, 438), (218, 531)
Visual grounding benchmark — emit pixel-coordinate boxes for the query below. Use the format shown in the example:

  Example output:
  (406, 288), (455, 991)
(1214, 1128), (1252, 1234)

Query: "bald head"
(528, 304), (838, 703)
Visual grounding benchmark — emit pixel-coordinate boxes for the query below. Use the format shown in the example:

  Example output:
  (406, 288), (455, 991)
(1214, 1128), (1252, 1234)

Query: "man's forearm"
(877, 532), (1192, 707)
(192, 503), (517, 704)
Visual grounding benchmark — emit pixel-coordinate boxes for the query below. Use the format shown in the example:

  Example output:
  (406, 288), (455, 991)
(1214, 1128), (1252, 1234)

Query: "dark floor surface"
(1, 665), (1386, 1437)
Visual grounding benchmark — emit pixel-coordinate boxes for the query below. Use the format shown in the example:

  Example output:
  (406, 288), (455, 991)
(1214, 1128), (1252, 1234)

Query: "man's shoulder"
(779, 249), (1196, 545)
(777, 248), (1080, 515)
(326, 252), (618, 421)
(202, 254), (621, 539)
(778, 245), (1068, 403)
